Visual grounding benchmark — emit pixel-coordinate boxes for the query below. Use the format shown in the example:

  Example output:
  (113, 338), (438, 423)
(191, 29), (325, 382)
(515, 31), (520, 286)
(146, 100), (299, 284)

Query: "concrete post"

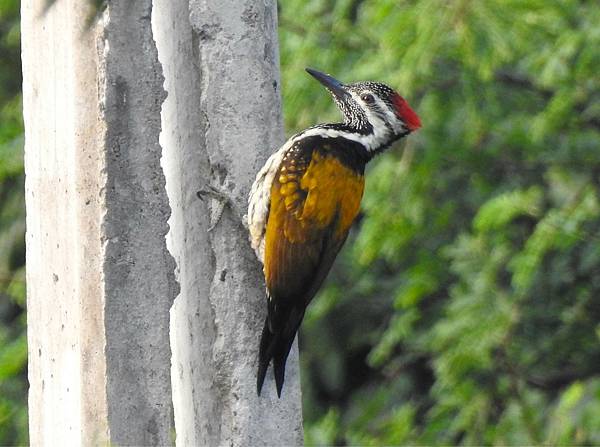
(23, 0), (178, 445)
(152, 0), (304, 445)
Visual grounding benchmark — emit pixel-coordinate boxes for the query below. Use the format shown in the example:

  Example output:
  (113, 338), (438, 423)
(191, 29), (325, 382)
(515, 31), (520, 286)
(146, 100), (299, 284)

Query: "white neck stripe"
(291, 127), (383, 152)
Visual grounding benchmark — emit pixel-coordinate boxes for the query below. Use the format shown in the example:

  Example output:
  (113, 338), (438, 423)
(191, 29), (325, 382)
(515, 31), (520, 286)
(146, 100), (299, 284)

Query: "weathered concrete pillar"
(22, 0), (177, 444)
(152, 0), (304, 445)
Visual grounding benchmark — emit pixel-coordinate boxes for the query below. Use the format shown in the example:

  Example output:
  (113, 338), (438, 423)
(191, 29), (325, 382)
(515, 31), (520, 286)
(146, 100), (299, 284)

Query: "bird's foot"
(196, 184), (232, 231)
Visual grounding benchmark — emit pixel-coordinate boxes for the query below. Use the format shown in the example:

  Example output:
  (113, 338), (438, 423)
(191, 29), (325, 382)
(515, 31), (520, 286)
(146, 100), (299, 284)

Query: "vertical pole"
(153, 0), (304, 444)
(22, 0), (177, 444)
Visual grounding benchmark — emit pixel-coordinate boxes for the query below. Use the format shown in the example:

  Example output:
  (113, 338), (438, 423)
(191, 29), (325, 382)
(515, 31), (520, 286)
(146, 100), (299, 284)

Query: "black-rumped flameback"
(248, 68), (421, 397)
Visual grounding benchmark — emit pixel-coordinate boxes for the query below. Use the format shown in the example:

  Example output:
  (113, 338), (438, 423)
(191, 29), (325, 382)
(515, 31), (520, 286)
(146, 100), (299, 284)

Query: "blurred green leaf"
(283, 1), (600, 445)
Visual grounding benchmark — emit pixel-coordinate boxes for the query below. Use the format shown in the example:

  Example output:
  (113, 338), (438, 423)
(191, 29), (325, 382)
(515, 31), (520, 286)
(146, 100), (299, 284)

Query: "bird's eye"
(360, 93), (375, 104)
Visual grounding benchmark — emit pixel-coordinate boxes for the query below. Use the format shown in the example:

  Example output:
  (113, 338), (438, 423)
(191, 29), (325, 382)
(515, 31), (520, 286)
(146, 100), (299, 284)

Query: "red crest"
(392, 94), (421, 131)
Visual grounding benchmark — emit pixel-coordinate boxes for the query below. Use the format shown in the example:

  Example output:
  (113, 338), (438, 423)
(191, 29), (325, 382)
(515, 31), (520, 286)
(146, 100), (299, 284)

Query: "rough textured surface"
(23, 0), (109, 444)
(23, 0), (177, 444)
(102, 1), (178, 445)
(151, 0), (214, 445)
(153, 0), (304, 445)
(25, 0), (300, 443)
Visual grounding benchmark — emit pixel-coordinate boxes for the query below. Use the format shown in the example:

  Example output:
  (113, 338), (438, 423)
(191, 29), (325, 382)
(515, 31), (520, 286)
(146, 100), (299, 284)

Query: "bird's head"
(306, 68), (421, 152)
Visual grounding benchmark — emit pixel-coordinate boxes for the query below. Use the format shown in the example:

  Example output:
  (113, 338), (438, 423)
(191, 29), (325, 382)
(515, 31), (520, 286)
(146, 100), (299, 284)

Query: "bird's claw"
(196, 184), (230, 203)
(197, 184), (231, 232)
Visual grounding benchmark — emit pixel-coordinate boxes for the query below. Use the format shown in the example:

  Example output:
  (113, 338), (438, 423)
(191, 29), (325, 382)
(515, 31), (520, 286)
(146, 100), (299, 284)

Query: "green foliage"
(278, 0), (600, 444)
(0, 0), (27, 444)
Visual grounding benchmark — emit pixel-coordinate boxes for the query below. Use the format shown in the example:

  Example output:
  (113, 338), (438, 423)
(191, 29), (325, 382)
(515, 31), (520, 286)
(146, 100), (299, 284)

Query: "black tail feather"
(256, 315), (299, 397)
(273, 334), (297, 397)
(273, 358), (285, 398)
(257, 318), (273, 396)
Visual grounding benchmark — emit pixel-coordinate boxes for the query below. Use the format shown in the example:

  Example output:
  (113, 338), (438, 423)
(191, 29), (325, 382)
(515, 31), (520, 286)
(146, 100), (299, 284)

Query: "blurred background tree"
(1, 0), (599, 444)
(277, 0), (600, 445)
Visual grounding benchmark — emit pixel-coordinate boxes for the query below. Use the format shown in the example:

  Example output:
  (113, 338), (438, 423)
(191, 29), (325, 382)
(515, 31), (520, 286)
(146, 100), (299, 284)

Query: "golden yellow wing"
(257, 140), (367, 396)
(264, 149), (364, 311)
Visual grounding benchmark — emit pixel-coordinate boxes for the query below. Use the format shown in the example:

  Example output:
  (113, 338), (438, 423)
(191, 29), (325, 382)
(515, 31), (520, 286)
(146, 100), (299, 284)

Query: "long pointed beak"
(306, 68), (349, 99)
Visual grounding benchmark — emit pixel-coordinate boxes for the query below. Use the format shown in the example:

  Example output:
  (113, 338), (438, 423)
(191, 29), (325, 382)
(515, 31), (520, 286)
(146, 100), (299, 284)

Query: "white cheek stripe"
(348, 91), (392, 152)
(373, 94), (406, 134)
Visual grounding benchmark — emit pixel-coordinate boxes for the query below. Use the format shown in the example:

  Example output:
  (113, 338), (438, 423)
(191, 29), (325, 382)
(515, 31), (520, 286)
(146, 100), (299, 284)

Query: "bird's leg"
(196, 184), (245, 231)
(196, 184), (229, 231)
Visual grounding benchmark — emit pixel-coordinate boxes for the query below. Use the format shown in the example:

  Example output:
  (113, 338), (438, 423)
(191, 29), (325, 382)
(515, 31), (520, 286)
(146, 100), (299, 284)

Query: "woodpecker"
(248, 68), (421, 397)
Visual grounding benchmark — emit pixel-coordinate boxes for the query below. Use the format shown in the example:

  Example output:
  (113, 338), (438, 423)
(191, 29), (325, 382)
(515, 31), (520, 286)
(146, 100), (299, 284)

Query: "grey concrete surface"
(23, 0), (110, 444)
(152, 0), (214, 445)
(153, 0), (304, 445)
(23, 0), (177, 444)
(24, 0), (302, 444)
(102, 1), (179, 445)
